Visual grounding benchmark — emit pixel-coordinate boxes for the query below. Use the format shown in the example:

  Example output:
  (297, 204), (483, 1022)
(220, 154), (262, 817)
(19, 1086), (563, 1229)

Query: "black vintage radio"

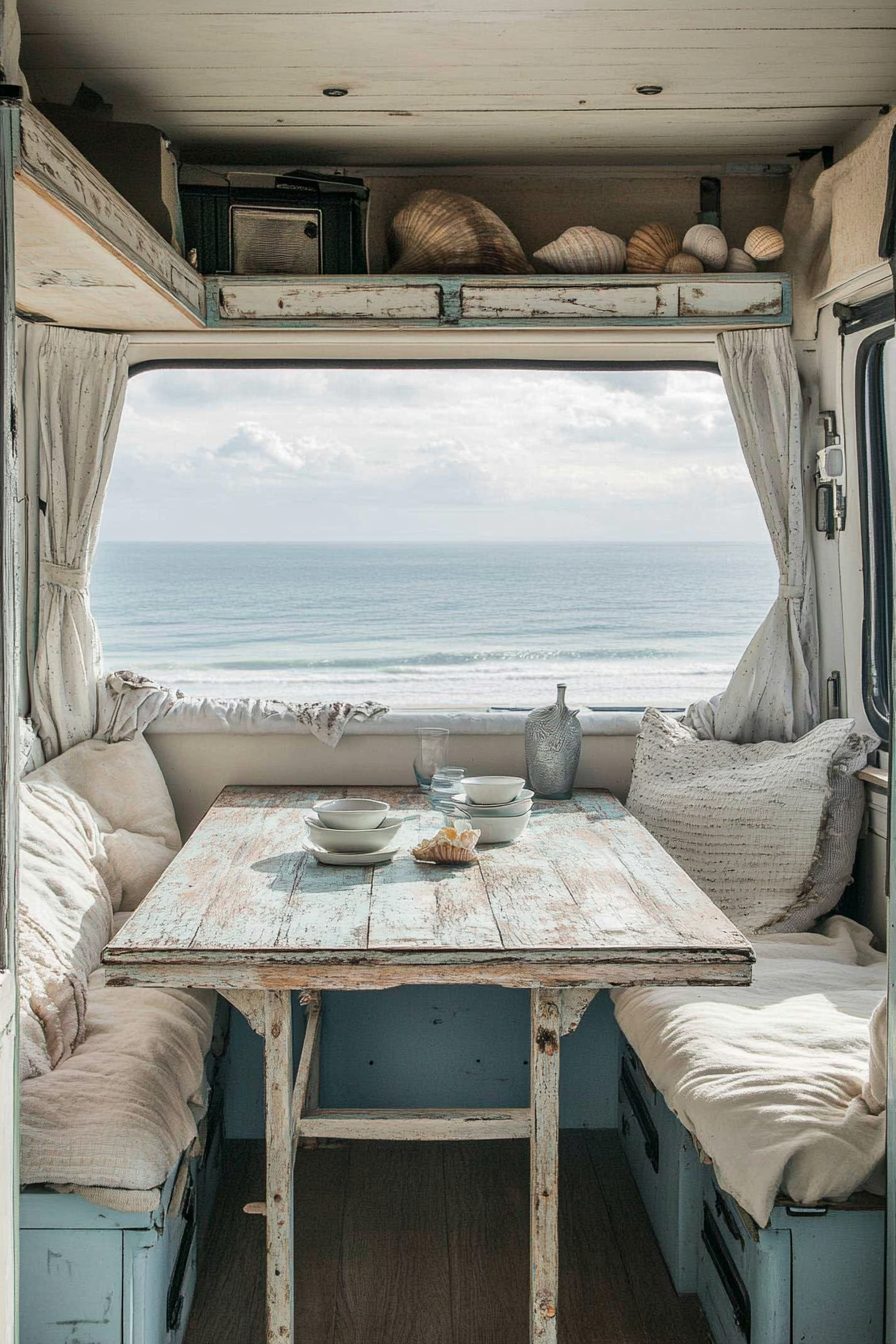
(180, 170), (369, 276)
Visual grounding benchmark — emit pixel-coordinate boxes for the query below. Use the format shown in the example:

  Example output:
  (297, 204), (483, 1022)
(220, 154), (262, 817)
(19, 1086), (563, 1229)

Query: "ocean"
(90, 541), (778, 710)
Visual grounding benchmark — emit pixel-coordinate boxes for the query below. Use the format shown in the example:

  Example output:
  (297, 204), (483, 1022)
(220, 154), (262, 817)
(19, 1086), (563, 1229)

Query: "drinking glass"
(430, 766), (467, 819)
(413, 728), (449, 791)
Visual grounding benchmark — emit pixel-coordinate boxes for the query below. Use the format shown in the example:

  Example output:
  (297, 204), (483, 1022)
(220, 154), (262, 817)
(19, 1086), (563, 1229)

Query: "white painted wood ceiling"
(16, 0), (896, 166)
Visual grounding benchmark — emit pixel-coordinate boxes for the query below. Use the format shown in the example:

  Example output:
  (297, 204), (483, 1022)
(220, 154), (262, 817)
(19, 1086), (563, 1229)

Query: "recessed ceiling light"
(322, 87), (349, 97)
(635, 84), (664, 96)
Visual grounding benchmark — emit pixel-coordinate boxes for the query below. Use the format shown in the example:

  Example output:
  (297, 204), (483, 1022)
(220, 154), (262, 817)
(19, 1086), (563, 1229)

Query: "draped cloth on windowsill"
(684, 327), (819, 744)
(96, 671), (389, 749)
(21, 325), (130, 760)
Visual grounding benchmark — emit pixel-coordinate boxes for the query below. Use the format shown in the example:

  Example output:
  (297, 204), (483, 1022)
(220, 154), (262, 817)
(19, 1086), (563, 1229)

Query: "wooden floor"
(185, 1132), (712, 1344)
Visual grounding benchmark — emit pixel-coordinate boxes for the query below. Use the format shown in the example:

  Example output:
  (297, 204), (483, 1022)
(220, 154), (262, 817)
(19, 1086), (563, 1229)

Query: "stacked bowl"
(449, 776), (533, 843)
(303, 798), (402, 864)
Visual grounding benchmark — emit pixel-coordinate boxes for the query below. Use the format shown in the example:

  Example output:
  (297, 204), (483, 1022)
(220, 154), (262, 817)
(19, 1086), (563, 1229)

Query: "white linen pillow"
(626, 709), (875, 935)
(103, 829), (178, 911)
(18, 781), (114, 1078)
(27, 736), (181, 851)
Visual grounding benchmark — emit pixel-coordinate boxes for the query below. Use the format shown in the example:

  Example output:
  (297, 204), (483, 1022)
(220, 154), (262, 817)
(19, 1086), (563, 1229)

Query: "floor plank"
(584, 1131), (713, 1344)
(444, 1141), (529, 1344)
(186, 1134), (713, 1344)
(333, 1141), (453, 1344)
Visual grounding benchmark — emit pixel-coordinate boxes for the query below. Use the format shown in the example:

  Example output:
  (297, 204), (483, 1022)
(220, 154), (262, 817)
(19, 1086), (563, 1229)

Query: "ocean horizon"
(91, 540), (778, 710)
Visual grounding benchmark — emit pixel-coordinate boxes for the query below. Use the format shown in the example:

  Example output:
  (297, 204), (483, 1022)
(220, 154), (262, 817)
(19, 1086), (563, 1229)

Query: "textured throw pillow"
(18, 782), (114, 1078)
(26, 735), (181, 851)
(103, 829), (179, 911)
(626, 709), (875, 935)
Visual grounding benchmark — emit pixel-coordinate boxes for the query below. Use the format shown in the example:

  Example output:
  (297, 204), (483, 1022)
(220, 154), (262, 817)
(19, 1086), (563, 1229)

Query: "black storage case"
(180, 171), (369, 275)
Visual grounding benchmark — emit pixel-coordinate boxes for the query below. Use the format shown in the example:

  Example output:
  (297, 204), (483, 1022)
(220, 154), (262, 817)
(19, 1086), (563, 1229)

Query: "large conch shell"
(412, 825), (481, 865)
(626, 222), (680, 274)
(743, 225), (784, 262)
(533, 226), (626, 274)
(388, 190), (533, 275)
(681, 223), (728, 271)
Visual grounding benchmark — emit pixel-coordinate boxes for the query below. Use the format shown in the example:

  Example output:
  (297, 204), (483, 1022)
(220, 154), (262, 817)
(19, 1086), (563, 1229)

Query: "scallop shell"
(412, 826), (481, 865)
(666, 251), (704, 275)
(724, 246), (758, 273)
(626, 222), (680, 274)
(681, 224), (728, 271)
(388, 190), (533, 275)
(533, 226), (626, 274)
(743, 225), (784, 262)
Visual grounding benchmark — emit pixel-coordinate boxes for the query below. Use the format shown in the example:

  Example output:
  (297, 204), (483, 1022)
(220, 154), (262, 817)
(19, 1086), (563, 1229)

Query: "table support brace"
(531, 988), (561, 1343)
(264, 989), (294, 1344)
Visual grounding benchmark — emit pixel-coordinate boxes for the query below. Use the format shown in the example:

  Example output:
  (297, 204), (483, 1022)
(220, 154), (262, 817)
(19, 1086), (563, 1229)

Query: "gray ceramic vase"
(525, 682), (582, 799)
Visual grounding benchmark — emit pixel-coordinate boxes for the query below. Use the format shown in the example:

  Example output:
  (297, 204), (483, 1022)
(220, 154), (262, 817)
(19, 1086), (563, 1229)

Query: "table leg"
(264, 989), (294, 1343)
(530, 988), (561, 1343)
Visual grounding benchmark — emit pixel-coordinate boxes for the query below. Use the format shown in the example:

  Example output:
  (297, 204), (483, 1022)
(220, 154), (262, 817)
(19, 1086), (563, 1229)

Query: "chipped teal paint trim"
(203, 273), (792, 331)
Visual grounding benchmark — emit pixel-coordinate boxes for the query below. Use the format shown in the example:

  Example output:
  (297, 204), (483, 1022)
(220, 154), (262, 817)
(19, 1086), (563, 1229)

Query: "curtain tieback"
(42, 561), (88, 591)
(778, 583), (804, 600)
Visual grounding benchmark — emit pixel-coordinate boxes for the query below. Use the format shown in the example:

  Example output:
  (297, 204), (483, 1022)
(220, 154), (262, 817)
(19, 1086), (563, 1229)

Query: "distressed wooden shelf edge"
(208, 272), (792, 330)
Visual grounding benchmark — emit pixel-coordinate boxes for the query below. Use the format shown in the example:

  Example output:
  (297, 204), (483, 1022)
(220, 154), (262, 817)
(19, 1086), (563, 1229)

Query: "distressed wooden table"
(104, 786), (753, 1344)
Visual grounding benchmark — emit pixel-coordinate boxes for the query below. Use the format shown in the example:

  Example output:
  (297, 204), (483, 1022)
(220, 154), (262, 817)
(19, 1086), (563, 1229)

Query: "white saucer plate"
(304, 842), (400, 866)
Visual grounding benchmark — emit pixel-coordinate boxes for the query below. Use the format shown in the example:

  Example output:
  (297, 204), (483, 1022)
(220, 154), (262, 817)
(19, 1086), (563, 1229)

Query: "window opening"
(93, 363), (777, 711)
(855, 323), (896, 742)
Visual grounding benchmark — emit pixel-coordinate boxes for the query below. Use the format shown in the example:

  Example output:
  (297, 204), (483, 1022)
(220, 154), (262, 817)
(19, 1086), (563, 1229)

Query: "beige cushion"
(18, 782), (114, 1078)
(626, 709), (873, 935)
(19, 970), (215, 1195)
(27, 736), (181, 851)
(103, 829), (178, 911)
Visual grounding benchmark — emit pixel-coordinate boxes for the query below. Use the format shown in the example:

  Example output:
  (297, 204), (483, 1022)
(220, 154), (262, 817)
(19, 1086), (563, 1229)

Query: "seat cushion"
(625, 708), (874, 934)
(19, 970), (215, 1199)
(18, 782), (114, 1078)
(612, 917), (886, 1226)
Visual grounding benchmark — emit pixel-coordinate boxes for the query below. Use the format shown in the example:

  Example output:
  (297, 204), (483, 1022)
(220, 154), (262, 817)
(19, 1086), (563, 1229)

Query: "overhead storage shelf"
(14, 105), (205, 332)
(209, 272), (791, 330)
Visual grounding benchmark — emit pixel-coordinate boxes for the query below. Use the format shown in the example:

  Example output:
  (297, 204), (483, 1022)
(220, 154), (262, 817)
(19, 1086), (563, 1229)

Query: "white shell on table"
(533, 226), (626, 274)
(682, 223), (728, 271)
(724, 246), (758, 273)
(743, 225), (785, 262)
(666, 251), (704, 275)
(626, 222), (680, 274)
(412, 825), (481, 865)
(388, 189), (533, 275)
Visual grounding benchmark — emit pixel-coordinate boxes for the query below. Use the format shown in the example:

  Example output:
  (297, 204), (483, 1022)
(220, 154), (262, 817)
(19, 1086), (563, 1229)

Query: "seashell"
(388, 190), (533, 275)
(743, 225), (784, 262)
(666, 251), (704, 275)
(533, 226), (626, 274)
(681, 223), (728, 271)
(724, 246), (758, 273)
(412, 825), (481, 865)
(626, 222), (680, 274)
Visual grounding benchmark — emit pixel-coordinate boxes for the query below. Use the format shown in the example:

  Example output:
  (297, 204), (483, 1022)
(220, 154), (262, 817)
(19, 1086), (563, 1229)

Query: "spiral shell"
(743, 225), (785, 262)
(626, 223), (680, 274)
(724, 246), (758, 273)
(666, 251), (704, 275)
(388, 190), (533, 275)
(412, 826), (481, 865)
(682, 223), (728, 271)
(533, 226), (626, 274)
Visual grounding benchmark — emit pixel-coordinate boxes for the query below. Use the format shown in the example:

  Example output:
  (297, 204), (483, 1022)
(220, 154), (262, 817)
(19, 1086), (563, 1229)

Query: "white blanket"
(612, 917), (886, 1226)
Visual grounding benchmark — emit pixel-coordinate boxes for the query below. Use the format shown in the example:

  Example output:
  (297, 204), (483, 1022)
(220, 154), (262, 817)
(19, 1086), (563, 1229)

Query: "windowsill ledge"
(857, 764), (888, 790)
(144, 705), (647, 738)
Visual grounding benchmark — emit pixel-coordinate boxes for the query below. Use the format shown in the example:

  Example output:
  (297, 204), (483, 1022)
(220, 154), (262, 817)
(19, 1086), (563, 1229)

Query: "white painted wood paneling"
(218, 280), (442, 322)
(0, 970), (15, 1344)
(17, 1), (896, 164)
(461, 282), (673, 320)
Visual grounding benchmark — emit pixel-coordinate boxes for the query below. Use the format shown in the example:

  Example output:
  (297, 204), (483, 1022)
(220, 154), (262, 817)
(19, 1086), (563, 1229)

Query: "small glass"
(430, 766), (467, 818)
(413, 727), (449, 792)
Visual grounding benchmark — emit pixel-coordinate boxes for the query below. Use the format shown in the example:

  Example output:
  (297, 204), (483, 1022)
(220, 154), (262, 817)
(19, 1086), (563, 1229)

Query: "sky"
(99, 364), (768, 545)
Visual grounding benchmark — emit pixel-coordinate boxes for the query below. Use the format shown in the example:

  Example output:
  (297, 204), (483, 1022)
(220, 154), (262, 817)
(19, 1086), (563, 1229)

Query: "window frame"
(854, 320), (896, 744)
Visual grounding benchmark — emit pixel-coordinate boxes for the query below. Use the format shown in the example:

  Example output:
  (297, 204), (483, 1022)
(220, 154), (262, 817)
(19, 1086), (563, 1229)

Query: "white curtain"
(21, 325), (129, 759)
(684, 327), (818, 743)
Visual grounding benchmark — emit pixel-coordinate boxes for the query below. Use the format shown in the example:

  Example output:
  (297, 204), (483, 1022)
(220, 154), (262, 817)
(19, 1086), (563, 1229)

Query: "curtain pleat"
(684, 327), (819, 743)
(21, 325), (129, 759)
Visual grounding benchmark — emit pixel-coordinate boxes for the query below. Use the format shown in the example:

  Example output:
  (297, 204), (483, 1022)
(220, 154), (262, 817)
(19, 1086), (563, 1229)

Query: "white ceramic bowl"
(469, 812), (530, 844)
(452, 791), (533, 817)
(312, 798), (391, 830)
(304, 815), (402, 853)
(460, 776), (526, 806)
